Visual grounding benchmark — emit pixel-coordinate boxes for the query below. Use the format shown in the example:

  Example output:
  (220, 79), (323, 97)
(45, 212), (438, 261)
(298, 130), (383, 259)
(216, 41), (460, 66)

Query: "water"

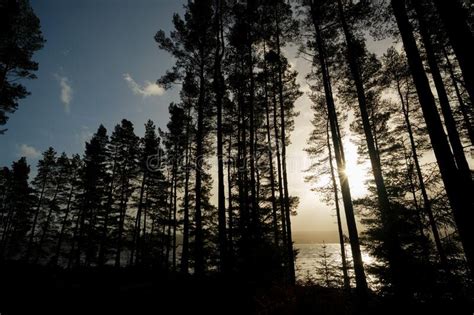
(295, 243), (377, 286)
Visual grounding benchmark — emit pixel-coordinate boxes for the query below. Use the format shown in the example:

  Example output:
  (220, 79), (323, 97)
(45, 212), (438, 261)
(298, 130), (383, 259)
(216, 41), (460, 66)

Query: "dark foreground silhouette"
(0, 262), (472, 315)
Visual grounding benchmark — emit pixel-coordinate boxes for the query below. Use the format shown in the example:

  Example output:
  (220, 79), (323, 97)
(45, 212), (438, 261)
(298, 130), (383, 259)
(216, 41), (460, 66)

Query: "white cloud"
(75, 126), (94, 145)
(17, 144), (41, 159)
(123, 73), (165, 97)
(55, 74), (73, 113)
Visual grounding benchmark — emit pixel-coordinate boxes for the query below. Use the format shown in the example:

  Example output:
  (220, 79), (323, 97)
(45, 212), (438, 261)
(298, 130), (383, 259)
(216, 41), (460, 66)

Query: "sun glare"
(342, 139), (370, 198)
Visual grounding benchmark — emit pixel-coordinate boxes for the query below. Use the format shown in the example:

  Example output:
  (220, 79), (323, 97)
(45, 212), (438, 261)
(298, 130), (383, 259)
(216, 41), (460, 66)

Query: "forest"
(0, 0), (473, 314)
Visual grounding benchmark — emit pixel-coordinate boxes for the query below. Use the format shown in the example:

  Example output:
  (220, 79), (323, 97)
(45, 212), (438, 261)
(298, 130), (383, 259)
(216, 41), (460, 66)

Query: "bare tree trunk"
(214, 0), (228, 273)
(432, 0), (474, 104)
(193, 61), (206, 276)
(114, 176), (129, 268)
(180, 114), (191, 274)
(309, 1), (368, 304)
(98, 150), (118, 267)
(36, 179), (63, 263)
(67, 212), (81, 269)
(53, 184), (75, 265)
(414, 1), (473, 190)
(172, 166), (178, 271)
(226, 132), (234, 266)
(272, 86), (288, 259)
(396, 81), (449, 272)
(391, 0), (474, 278)
(442, 46), (474, 147)
(263, 40), (280, 247)
(326, 121), (350, 291)
(165, 169), (173, 270)
(130, 172), (146, 266)
(338, 0), (405, 298)
(26, 179), (47, 260)
(246, 10), (260, 241)
(274, 12), (295, 283)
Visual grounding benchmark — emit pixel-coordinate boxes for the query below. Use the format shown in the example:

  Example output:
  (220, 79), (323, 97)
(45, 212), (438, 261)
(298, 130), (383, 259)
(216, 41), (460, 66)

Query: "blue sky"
(1, 0), (400, 233)
(0, 0), (184, 167)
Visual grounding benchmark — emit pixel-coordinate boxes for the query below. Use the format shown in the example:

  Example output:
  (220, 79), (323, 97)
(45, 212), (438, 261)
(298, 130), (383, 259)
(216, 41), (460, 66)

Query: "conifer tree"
(156, 0), (216, 276)
(0, 157), (33, 258)
(26, 147), (57, 260)
(0, 0), (45, 134)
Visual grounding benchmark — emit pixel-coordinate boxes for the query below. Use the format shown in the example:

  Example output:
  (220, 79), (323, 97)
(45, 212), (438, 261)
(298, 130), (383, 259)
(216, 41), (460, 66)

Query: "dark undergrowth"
(0, 262), (472, 315)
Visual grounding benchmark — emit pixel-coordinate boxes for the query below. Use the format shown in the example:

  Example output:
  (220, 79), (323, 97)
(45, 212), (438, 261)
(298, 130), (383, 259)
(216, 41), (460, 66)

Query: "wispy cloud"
(17, 144), (41, 159)
(55, 74), (73, 113)
(75, 126), (94, 145)
(123, 73), (164, 97)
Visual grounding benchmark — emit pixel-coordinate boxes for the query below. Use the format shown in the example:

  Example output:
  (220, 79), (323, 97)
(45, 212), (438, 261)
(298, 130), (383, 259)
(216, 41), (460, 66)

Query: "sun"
(342, 139), (370, 198)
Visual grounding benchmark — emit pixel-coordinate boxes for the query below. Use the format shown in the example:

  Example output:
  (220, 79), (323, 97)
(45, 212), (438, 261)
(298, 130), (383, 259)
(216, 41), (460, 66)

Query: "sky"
(0, 0), (399, 236)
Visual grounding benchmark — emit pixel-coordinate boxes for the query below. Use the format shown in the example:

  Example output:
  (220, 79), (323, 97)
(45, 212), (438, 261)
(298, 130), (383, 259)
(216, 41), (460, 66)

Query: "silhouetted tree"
(77, 125), (109, 267)
(52, 154), (82, 266)
(0, 157), (33, 258)
(26, 147), (57, 260)
(0, 0), (45, 134)
(107, 119), (140, 267)
(156, 0), (216, 276)
(304, 0), (369, 303)
(390, 0), (474, 279)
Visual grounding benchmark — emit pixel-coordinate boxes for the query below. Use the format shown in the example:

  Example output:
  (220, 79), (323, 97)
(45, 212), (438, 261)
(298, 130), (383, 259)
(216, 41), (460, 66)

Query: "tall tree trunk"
(309, 1), (368, 303)
(140, 191), (149, 265)
(391, 0), (474, 278)
(172, 166), (178, 271)
(67, 212), (81, 269)
(0, 207), (15, 257)
(26, 178), (47, 260)
(246, 13), (260, 242)
(36, 179), (63, 262)
(237, 59), (250, 263)
(326, 120), (350, 291)
(193, 62), (206, 277)
(165, 169), (173, 270)
(180, 114), (191, 274)
(263, 41), (280, 247)
(396, 80), (449, 272)
(226, 132), (234, 266)
(442, 46), (474, 147)
(274, 12), (295, 284)
(338, 0), (405, 297)
(115, 176), (129, 268)
(402, 143), (426, 246)
(98, 151), (118, 267)
(432, 0), (474, 105)
(214, 0), (228, 273)
(53, 184), (75, 265)
(130, 172), (147, 266)
(272, 85), (288, 258)
(414, 1), (473, 189)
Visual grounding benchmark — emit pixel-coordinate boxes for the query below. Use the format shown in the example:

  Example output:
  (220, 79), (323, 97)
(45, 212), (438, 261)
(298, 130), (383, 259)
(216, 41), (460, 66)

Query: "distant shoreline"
(292, 231), (341, 244)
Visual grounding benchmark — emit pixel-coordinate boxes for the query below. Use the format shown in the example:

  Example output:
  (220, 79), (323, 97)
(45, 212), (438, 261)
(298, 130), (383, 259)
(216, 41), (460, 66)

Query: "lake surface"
(295, 243), (376, 286)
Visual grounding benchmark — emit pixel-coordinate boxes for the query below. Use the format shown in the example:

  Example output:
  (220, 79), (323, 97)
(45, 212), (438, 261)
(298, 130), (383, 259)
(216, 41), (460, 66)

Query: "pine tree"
(431, 0), (474, 104)
(107, 119), (139, 267)
(304, 0), (368, 302)
(304, 92), (351, 291)
(52, 154), (82, 266)
(156, 0), (216, 276)
(34, 152), (72, 262)
(0, 0), (45, 134)
(26, 147), (57, 260)
(0, 157), (33, 259)
(382, 47), (449, 274)
(335, 0), (407, 298)
(77, 125), (109, 267)
(390, 0), (474, 279)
